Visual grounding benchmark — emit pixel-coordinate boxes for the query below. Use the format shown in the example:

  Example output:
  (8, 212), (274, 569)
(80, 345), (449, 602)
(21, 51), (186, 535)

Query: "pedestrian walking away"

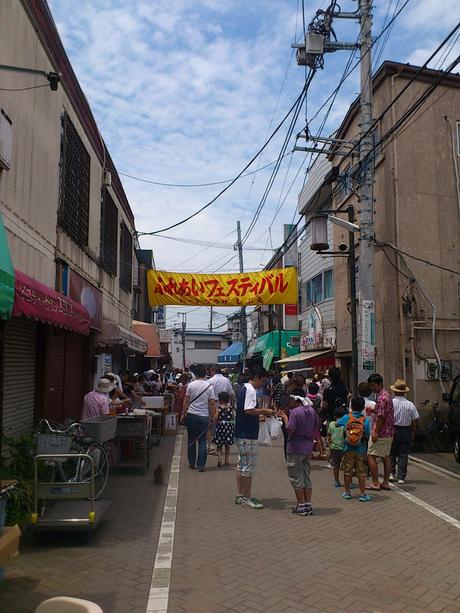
(234, 367), (274, 509)
(338, 397), (372, 502)
(389, 379), (419, 484)
(366, 373), (395, 491)
(278, 388), (317, 516)
(182, 364), (217, 472)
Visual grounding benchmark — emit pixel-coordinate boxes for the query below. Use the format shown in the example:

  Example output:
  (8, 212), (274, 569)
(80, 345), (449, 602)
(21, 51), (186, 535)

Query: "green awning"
(0, 214), (14, 319)
(248, 330), (300, 369)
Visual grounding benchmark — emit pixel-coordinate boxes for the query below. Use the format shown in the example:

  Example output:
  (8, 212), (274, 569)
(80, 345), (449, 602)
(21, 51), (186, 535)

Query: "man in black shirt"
(322, 367), (349, 422)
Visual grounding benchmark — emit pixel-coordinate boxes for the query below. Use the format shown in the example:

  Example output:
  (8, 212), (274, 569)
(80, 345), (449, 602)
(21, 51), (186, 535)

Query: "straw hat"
(390, 378), (410, 394)
(96, 378), (114, 393)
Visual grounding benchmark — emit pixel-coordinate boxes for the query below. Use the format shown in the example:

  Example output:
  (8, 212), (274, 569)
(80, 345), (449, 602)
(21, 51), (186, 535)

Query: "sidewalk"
(0, 437), (175, 613)
(168, 436), (460, 613)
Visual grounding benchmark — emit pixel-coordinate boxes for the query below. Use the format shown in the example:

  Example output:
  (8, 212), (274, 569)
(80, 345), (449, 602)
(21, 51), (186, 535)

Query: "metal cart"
(115, 415), (151, 473)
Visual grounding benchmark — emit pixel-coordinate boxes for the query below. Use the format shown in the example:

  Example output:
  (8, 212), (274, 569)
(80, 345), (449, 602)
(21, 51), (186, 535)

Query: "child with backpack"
(337, 396), (372, 502)
(327, 405), (346, 487)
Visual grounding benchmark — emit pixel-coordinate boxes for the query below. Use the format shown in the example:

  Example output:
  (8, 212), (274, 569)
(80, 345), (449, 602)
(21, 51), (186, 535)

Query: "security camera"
(338, 242), (348, 252)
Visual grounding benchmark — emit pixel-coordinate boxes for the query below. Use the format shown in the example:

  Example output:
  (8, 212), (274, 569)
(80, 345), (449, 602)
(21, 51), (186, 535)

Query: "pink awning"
(13, 270), (91, 335)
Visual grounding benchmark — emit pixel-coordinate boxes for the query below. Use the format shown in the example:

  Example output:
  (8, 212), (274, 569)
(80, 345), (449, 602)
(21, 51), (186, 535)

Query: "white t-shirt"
(208, 373), (234, 399)
(244, 382), (257, 411)
(186, 379), (216, 417)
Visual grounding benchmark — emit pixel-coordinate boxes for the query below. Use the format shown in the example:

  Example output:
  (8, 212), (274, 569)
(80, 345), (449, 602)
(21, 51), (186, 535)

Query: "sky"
(47, 0), (460, 330)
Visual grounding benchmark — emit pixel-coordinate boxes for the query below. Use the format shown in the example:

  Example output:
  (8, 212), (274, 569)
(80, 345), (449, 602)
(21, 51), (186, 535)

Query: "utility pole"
(357, 0), (376, 381)
(178, 312), (187, 369)
(348, 206), (359, 395)
(235, 221), (247, 371)
(209, 306), (213, 332)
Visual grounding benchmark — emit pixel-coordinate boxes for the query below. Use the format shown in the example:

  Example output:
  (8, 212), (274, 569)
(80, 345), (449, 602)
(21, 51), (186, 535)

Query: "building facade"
(170, 330), (229, 370)
(0, 0), (146, 436)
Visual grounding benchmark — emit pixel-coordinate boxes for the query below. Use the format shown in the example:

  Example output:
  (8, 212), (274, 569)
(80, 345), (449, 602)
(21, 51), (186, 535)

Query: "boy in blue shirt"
(338, 396), (372, 502)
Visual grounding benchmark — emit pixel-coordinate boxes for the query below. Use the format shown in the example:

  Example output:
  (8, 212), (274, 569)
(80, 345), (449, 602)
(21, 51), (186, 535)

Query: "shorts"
(235, 438), (258, 478)
(342, 451), (367, 477)
(330, 448), (344, 469)
(367, 436), (393, 457)
(286, 454), (312, 489)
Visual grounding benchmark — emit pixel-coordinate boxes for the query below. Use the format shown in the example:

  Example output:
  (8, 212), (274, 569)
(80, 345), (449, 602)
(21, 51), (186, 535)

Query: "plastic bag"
(258, 420), (272, 447)
(268, 417), (283, 441)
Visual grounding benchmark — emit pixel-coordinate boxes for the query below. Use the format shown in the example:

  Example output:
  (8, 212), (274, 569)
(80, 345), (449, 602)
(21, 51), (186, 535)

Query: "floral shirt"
(374, 388), (394, 438)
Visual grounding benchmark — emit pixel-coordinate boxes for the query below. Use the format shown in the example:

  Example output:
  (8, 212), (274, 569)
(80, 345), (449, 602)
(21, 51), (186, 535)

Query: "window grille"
(120, 222), (133, 292)
(58, 113), (90, 245)
(100, 189), (118, 276)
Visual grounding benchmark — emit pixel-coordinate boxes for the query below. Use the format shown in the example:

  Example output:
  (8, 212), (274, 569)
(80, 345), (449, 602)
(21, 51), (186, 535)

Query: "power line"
(376, 242), (460, 275)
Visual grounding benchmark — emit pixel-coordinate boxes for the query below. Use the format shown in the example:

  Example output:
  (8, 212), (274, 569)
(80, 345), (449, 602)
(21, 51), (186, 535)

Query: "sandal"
(366, 484), (381, 491)
(217, 459), (222, 467)
(379, 484), (391, 491)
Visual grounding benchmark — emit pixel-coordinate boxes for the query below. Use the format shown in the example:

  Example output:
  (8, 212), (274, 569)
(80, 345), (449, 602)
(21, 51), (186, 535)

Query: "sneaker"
(242, 497), (264, 510)
(235, 495), (244, 505)
(334, 481), (341, 487)
(397, 479), (405, 484)
(304, 504), (313, 516)
(389, 474), (396, 482)
(342, 492), (352, 500)
(359, 494), (372, 502)
(292, 504), (307, 516)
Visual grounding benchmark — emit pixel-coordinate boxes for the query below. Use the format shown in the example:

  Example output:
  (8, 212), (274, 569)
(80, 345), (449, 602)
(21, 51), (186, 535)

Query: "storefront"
(132, 321), (162, 372)
(276, 348), (335, 375)
(1, 270), (90, 438)
(95, 319), (148, 379)
(246, 330), (300, 371)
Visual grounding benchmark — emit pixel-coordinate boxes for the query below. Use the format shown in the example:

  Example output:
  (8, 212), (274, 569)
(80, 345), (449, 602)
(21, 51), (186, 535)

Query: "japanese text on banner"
(147, 268), (298, 307)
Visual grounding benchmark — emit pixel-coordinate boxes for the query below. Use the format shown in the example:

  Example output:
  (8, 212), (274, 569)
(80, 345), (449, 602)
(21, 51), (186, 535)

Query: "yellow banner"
(147, 267), (298, 307)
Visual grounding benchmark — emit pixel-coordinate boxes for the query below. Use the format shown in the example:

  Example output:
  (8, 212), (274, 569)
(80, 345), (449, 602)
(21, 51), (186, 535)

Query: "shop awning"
(275, 349), (333, 364)
(132, 321), (162, 357)
(96, 319), (148, 353)
(246, 330), (300, 369)
(0, 214), (14, 319)
(12, 270), (91, 335)
(218, 341), (242, 364)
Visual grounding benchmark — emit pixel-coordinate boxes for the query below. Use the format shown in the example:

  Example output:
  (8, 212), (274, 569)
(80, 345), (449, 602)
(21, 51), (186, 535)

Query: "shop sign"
(69, 270), (103, 330)
(361, 300), (375, 371)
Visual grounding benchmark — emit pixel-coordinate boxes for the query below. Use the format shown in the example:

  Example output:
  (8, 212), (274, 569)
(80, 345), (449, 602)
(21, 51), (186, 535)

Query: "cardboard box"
(0, 525), (21, 565)
(164, 412), (178, 435)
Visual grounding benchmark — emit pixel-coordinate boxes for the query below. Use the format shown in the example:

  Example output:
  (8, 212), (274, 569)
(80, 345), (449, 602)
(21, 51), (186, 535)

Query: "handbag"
(181, 383), (212, 426)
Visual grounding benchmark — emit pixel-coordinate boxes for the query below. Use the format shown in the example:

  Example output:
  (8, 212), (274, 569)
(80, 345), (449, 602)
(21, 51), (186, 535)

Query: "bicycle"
(415, 400), (453, 452)
(35, 418), (110, 499)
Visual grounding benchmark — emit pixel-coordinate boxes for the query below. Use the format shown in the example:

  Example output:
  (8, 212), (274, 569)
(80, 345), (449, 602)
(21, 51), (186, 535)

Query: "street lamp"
(310, 205), (360, 395)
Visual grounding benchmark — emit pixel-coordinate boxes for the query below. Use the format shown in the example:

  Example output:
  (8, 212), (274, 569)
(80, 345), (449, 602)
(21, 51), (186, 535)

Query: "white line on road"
(409, 454), (460, 482)
(146, 433), (182, 613)
(391, 483), (460, 530)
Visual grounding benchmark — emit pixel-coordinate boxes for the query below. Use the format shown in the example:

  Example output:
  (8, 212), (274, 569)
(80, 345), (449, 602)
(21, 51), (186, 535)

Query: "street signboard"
(361, 300), (375, 371)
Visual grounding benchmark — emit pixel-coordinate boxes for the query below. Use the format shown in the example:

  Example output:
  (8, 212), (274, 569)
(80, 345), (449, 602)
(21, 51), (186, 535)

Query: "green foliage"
(1, 434), (35, 526)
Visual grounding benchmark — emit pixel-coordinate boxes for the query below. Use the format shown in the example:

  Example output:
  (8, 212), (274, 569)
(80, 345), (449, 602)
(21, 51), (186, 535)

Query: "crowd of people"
(179, 364), (420, 516)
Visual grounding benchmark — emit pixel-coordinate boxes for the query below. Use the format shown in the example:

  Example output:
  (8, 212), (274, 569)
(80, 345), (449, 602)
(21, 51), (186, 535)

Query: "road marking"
(391, 484), (460, 530)
(409, 454), (460, 482)
(146, 433), (182, 613)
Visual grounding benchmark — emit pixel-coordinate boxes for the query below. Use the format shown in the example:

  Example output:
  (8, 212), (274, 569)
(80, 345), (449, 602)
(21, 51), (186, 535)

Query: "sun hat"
(390, 378), (410, 394)
(96, 378), (114, 393)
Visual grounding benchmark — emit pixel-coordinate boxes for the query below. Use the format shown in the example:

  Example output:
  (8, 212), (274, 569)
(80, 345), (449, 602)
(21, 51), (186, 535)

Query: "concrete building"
(0, 0), (146, 435)
(170, 330), (230, 370)
(315, 61), (460, 403)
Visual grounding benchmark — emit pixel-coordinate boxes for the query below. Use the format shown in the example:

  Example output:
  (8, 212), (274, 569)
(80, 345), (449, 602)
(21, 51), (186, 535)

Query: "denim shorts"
(235, 438), (258, 478)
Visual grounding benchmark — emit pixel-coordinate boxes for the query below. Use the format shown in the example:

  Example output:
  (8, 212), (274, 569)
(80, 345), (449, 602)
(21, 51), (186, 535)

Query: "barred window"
(58, 113), (90, 245)
(120, 222), (133, 292)
(100, 189), (118, 276)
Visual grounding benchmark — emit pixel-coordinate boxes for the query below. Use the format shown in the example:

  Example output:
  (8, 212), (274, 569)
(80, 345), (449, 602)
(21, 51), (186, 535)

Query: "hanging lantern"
(310, 215), (329, 251)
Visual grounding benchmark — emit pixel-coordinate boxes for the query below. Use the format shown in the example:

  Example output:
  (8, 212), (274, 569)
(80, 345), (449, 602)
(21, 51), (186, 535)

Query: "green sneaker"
(235, 495), (244, 505)
(242, 496), (264, 509)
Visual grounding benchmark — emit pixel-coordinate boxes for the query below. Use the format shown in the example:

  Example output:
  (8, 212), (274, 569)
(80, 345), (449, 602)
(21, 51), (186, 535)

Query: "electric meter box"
(305, 32), (325, 55)
(0, 109), (12, 170)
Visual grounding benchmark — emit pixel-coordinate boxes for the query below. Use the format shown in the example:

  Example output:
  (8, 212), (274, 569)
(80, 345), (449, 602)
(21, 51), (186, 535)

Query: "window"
(324, 269), (334, 299)
(194, 340), (222, 350)
(306, 270), (334, 305)
(119, 222), (133, 292)
(100, 189), (118, 276)
(58, 113), (90, 246)
(311, 274), (323, 304)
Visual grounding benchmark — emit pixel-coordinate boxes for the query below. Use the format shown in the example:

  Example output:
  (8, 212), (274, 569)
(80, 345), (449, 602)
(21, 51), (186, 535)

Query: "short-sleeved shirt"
(392, 396), (419, 426)
(337, 412), (371, 454)
(208, 373), (234, 399)
(286, 404), (318, 456)
(81, 390), (109, 420)
(234, 382), (259, 440)
(328, 421), (345, 451)
(374, 388), (395, 437)
(186, 380), (216, 418)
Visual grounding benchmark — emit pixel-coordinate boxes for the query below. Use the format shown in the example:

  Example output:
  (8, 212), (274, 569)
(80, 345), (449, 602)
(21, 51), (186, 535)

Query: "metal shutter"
(2, 318), (37, 437)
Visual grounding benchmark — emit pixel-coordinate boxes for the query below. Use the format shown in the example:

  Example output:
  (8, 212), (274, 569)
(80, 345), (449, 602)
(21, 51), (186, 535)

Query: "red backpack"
(345, 413), (365, 446)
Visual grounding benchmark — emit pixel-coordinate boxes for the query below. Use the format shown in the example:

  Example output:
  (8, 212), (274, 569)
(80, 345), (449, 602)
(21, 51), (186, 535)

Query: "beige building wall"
(331, 64), (460, 403)
(0, 0), (135, 328)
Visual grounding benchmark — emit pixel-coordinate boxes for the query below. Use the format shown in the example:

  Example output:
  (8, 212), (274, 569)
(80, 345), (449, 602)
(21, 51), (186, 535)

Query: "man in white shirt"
(209, 366), (235, 402)
(389, 378), (419, 484)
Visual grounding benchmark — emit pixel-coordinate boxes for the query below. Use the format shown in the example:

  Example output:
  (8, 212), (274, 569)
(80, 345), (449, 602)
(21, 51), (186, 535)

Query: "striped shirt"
(392, 396), (419, 426)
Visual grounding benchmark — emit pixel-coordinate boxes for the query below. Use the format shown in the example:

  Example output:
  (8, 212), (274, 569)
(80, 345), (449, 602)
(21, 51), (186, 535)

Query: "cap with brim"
(96, 378), (115, 393)
(390, 378), (410, 393)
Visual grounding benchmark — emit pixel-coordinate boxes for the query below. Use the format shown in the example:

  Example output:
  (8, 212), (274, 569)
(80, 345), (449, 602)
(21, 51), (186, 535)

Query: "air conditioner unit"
(0, 109), (13, 170)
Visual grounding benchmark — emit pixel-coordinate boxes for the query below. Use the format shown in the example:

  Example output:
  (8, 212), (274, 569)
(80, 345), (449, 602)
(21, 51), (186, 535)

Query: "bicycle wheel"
(77, 444), (109, 499)
(431, 426), (454, 453)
